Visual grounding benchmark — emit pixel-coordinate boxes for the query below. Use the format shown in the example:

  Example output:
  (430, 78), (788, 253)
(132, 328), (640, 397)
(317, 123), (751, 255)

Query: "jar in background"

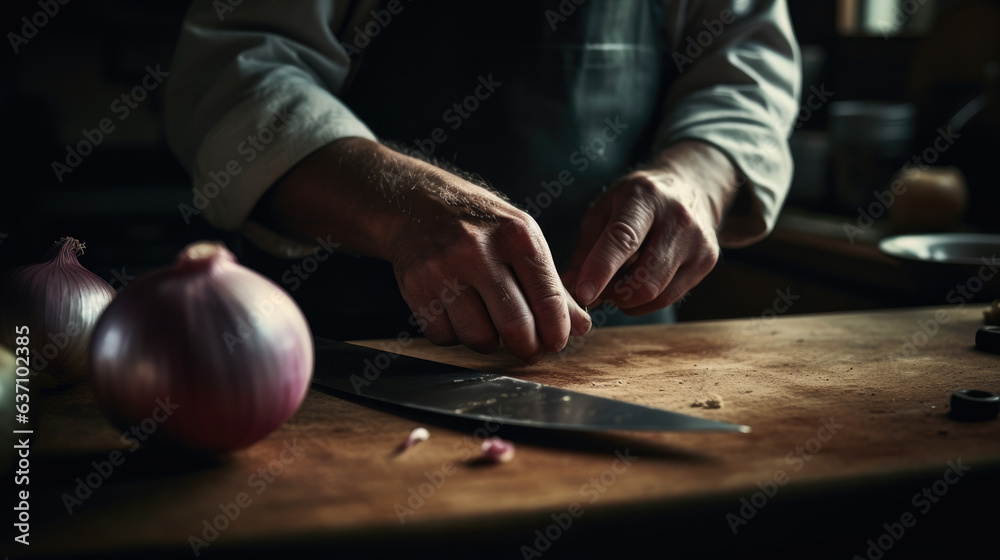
(829, 101), (915, 209)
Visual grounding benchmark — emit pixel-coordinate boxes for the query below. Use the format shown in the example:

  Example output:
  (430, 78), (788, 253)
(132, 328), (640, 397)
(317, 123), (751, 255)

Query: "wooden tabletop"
(24, 306), (1000, 558)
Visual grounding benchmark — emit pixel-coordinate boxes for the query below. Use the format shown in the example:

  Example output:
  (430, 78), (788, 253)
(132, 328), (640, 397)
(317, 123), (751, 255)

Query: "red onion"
(90, 241), (313, 452)
(480, 437), (515, 463)
(0, 237), (116, 384)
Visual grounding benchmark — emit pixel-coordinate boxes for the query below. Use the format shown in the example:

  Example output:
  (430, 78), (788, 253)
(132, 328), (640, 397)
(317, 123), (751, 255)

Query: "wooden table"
(23, 307), (1000, 558)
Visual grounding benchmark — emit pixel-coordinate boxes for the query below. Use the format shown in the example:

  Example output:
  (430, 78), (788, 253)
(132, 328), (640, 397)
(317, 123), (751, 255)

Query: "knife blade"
(311, 338), (750, 433)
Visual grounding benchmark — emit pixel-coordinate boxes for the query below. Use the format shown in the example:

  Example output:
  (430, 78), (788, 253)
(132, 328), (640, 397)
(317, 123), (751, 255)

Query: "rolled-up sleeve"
(657, 0), (801, 247)
(165, 0), (376, 256)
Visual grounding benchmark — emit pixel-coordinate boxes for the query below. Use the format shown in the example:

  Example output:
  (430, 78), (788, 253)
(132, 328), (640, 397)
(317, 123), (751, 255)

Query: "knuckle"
(620, 175), (666, 210)
(632, 279), (661, 303)
(496, 314), (533, 342)
(605, 221), (643, 254)
(672, 206), (695, 229)
(532, 291), (568, 325)
(699, 249), (719, 274)
(691, 240), (720, 276)
(626, 173), (660, 195)
(499, 213), (544, 252)
(656, 198), (694, 232)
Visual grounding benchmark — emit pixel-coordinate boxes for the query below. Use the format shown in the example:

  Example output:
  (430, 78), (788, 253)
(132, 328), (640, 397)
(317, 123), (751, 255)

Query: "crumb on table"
(692, 394), (724, 409)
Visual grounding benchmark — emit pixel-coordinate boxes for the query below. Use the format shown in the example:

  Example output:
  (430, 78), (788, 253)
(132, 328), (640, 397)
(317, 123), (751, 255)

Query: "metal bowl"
(878, 234), (1000, 303)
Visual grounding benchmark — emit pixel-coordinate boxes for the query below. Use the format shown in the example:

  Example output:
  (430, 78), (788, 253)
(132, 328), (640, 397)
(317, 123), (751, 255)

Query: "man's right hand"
(387, 162), (591, 362)
(254, 137), (591, 363)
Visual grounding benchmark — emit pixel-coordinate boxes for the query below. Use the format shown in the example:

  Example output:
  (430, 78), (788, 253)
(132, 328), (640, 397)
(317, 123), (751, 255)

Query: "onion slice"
(402, 427), (430, 450)
(480, 437), (515, 463)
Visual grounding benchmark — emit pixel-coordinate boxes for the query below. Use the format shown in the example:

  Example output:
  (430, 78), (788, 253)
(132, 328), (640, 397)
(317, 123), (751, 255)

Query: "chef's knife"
(311, 338), (750, 433)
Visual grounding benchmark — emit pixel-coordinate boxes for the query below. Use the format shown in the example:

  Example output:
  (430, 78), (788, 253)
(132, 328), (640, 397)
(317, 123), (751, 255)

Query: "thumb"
(573, 195), (655, 305)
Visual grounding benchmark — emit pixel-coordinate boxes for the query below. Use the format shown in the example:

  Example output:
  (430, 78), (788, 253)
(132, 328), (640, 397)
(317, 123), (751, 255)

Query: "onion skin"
(90, 241), (313, 453)
(0, 238), (116, 384)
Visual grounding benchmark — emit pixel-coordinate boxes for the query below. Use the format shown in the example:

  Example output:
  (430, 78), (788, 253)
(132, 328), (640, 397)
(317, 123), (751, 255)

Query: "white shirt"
(165, 0), (801, 258)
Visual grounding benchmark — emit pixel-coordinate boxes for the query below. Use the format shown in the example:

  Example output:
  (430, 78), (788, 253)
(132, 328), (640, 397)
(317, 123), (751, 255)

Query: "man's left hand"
(562, 140), (741, 315)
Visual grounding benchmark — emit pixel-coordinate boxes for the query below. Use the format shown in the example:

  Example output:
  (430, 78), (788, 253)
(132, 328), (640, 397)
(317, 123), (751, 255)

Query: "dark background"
(1, 0), (998, 336)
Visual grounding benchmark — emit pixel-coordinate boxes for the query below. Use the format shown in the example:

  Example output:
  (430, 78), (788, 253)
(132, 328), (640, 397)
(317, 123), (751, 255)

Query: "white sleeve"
(165, 0), (376, 257)
(658, 0), (801, 248)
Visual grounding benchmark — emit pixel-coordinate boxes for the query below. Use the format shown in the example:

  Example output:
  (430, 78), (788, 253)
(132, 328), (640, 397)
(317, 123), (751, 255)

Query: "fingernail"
(528, 351), (545, 365)
(577, 281), (596, 304)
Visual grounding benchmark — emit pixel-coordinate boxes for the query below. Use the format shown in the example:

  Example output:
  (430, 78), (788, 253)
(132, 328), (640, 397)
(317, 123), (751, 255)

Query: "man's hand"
(562, 141), (741, 315)
(386, 164), (591, 363)
(255, 137), (590, 363)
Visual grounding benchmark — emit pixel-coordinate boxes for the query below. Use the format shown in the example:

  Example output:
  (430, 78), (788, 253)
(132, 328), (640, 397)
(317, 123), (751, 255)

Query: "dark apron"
(342, 0), (667, 265)
(244, 1), (674, 339)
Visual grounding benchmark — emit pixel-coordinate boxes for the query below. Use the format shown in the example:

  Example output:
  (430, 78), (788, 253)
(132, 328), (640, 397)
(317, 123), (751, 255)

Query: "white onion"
(0, 237), (116, 384)
(89, 241), (313, 452)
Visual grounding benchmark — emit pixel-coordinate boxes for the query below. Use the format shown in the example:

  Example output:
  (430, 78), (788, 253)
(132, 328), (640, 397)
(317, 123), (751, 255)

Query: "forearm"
(250, 137), (509, 261)
(249, 138), (405, 259)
